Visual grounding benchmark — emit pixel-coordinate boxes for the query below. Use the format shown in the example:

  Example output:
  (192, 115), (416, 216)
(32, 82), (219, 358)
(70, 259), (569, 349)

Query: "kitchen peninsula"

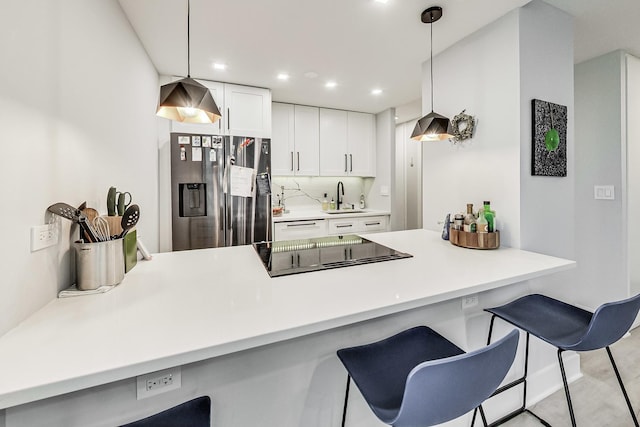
(0, 229), (575, 426)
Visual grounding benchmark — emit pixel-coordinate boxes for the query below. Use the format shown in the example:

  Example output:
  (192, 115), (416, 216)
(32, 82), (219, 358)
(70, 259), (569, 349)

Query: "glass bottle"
(329, 198), (336, 210)
(483, 201), (495, 232)
(477, 209), (489, 233)
(321, 193), (329, 211)
(463, 204), (477, 233)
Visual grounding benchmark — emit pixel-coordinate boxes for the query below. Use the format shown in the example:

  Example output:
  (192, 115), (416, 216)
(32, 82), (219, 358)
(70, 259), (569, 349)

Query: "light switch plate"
(594, 185), (615, 200)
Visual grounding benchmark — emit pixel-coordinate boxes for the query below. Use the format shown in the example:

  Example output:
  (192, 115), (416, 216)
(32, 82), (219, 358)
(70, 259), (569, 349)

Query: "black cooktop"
(253, 235), (413, 277)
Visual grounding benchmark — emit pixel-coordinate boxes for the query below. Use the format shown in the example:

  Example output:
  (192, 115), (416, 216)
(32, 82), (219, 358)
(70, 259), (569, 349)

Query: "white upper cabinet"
(224, 83), (272, 138)
(271, 103), (296, 175)
(319, 110), (375, 177)
(347, 111), (375, 176)
(293, 105), (320, 176)
(170, 79), (225, 135)
(319, 108), (349, 176)
(166, 79), (271, 138)
(271, 103), (374, 177)
(272, 103), (320, 176)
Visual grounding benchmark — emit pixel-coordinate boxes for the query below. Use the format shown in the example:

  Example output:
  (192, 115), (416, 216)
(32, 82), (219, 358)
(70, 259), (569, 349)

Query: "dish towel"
(58, 283), (117, 298)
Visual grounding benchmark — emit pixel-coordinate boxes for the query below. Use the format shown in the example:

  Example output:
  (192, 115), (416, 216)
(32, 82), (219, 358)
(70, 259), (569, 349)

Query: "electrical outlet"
(30, 224), (58, 252)
(136, 367), (181, 400)
(461, 294), (479, 309)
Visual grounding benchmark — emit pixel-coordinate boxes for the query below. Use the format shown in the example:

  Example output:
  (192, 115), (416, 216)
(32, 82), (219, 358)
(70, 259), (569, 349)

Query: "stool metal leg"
(483, 316), (550, 427)
(557, 349), (577, 427)
(341, 375), (351, 427)
(606, 346), (639, 427)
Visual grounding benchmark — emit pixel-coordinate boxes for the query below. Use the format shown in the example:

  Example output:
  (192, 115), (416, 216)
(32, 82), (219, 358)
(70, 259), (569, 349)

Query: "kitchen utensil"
(81, 207), (99, 223)
(92, 216), (110, 242)
(116, 191), (132, 216)
(118, 204), (140, 238)
(48, 202), (82, 222)
(107, 187), (117, 216)
(47, 202), (99, 243)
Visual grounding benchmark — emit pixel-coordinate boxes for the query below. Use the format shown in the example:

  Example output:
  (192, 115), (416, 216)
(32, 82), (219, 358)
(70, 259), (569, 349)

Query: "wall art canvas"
(532, 99), (567, 177)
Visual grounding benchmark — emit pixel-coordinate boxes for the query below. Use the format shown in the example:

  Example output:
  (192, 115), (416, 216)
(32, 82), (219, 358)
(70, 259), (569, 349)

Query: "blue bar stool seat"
(337, 326), (519, 427)
(482, 293), (640, 426)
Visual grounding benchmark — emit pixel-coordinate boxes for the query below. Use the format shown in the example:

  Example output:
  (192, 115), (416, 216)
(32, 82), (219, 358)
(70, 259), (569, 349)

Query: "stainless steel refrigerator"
(170, 133), (271, 251)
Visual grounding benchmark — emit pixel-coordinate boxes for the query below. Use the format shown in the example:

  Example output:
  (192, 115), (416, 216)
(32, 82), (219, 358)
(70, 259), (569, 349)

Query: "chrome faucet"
(337, 181), (344, 210)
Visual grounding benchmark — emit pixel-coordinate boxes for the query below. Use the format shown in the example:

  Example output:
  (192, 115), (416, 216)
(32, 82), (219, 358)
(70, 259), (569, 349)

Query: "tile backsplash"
(271, 176), (371, 210)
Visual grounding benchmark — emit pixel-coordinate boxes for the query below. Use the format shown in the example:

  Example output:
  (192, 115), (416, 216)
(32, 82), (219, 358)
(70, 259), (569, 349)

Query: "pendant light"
(411, 6), (453, 142)
(156, 0), (221, 124)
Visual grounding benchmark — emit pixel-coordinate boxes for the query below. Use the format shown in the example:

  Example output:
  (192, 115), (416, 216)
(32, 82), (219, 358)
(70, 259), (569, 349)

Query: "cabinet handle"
(227, 108), (230, 130)
(364, 222), (381, 226)
(336, 224), (353, 228)
(290, 152), (294, 171)
(350, 154), (353, 172)
(344, 154), (348, 173)
(286, 222), (316, 227)
(297, 152), (300, 171)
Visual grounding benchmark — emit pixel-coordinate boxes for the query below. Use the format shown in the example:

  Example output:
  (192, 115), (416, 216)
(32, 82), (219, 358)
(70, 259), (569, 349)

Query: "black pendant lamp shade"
(156, 0), (221, 124)
(411, 111), (453, 141)
(411, 6), (453, 142)
(157, 77), (221, 123)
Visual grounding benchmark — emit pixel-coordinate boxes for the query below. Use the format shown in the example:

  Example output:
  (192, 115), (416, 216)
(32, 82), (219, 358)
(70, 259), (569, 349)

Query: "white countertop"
(272, 208), (390, 222)
(0, 229), (574, 410)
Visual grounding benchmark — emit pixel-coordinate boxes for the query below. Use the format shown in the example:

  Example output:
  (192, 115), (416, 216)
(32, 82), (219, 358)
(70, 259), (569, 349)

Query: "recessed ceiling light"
(395, 116), (399, 120)
(213, 63), (226, 70)
(325, 81), (337, 89)
(277, 73), (290, 81)
(371, 88), (383, 95)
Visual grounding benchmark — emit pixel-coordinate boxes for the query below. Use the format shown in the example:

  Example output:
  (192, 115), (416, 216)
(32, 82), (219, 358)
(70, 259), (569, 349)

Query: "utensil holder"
(73, 239), (125, 290)
(449, 228), (500, 249)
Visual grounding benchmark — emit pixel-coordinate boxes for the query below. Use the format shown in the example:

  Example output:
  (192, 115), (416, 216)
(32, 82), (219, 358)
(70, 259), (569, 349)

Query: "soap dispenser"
(321, 193), (329, 211)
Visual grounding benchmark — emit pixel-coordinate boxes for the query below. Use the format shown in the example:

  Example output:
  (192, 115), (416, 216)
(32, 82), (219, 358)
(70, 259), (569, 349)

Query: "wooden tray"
(449, 228), (500, 249)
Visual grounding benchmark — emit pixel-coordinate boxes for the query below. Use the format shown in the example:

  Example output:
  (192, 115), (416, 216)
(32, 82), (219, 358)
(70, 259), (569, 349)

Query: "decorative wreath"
(450, 110), (476, 144)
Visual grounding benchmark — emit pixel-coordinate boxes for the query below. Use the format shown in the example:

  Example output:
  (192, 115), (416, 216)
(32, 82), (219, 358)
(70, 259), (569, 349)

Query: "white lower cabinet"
(274, 215), (388, 241)
(273, 220), (328, 241)
(328, 215), (388, 235)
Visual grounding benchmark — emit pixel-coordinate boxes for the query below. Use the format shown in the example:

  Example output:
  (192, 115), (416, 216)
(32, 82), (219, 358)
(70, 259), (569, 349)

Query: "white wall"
(365, 109), (394, 214)
(422, 9), (521, 246)
(0, 0), (159, 336)
(574, 51), (629, 305)
(518, 1), (577, 305)
(420, 0), (580, 412)
(627, 54), (640, 296)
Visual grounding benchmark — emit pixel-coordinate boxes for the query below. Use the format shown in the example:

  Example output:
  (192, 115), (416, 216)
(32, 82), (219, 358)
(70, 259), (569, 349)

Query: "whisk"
(92, 216), (111, 242)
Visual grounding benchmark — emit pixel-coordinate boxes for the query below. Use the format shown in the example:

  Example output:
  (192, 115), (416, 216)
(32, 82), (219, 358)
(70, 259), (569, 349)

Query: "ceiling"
(119, 0), (640, 122)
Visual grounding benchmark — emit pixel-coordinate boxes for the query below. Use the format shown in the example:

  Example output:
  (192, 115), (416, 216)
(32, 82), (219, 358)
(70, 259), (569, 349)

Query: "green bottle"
(483, 201), (495, 232)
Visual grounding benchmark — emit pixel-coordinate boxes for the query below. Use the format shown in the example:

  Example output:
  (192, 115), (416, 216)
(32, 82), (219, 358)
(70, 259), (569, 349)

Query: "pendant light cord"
(187, 0), (191, 78)
(430, 18), (434, 113)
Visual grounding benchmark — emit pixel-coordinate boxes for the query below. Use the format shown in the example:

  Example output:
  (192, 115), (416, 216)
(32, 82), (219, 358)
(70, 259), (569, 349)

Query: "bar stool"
(482, 293), (640, 426)
(336, 326), (519, 427)
(120, 396), (210, 427)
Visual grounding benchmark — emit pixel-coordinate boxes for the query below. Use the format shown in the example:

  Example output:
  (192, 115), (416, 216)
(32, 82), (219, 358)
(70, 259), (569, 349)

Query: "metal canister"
(453, 214), (464, 230)
(73, 239), (125, 290)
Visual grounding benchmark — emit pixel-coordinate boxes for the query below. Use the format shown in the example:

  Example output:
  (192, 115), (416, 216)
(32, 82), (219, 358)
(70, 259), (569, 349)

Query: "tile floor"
(498, 328), (640, 426)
